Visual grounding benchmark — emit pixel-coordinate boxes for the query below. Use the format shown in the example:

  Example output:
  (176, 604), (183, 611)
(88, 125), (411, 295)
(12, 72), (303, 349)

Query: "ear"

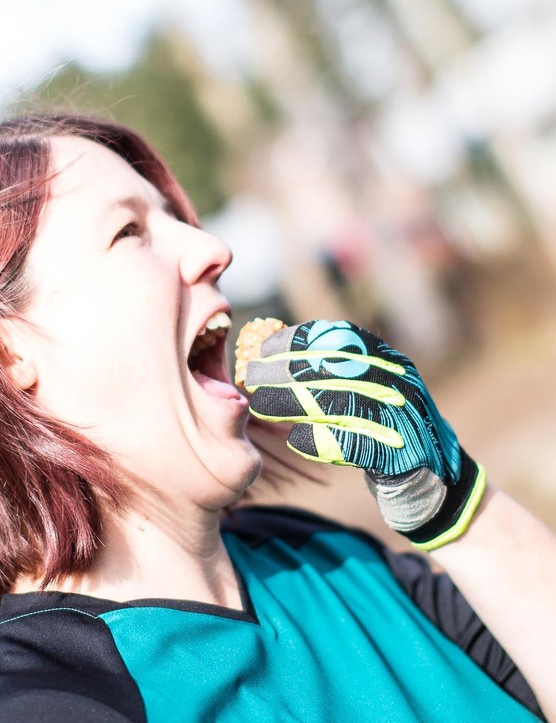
(0, 321), (38, 391)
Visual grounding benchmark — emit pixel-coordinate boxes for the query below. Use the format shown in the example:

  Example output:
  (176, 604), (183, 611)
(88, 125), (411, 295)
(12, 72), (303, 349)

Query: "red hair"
(0, 114), (199, 592)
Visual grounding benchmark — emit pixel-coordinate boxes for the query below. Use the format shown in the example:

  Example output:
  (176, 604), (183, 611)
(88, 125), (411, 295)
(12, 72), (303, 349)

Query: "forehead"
(47, 135), (163, 206)
(25, 136), (164, 273)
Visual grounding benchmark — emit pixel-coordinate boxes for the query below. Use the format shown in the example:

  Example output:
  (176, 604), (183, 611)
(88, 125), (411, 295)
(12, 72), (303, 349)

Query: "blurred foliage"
(243, 75), (283, 126)
(35, 32), (227, 216)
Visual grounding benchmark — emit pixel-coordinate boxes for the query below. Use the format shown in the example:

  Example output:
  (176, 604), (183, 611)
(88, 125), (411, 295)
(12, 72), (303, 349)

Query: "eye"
(112, 221), (143, 244)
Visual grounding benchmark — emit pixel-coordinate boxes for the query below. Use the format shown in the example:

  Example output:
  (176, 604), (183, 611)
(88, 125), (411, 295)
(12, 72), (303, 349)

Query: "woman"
(0, 114), (552, 722)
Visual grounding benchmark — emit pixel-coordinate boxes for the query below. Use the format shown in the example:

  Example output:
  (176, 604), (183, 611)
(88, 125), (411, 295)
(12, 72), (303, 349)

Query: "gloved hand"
(244, 319), (486, 550)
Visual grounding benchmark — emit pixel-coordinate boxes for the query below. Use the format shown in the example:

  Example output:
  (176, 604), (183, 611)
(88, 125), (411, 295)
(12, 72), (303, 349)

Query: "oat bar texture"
(234, 317), (285, 387)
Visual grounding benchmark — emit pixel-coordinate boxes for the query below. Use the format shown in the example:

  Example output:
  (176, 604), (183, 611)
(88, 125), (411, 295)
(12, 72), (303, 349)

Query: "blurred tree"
(243, 75), (283, 127)
(264, 0), (369, 110)
(34, 31), (227, 216)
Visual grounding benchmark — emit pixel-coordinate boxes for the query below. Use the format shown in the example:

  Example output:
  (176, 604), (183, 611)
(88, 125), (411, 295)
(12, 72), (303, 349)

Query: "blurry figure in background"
(318, 223), (378, 330)
(255, 124), (378, 326)
(253, 123), (480, 377)
(368, 182), (476, 375)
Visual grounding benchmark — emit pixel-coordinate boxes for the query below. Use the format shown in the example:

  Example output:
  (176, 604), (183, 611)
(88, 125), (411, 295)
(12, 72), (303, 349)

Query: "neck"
(15, 495), (243, 610)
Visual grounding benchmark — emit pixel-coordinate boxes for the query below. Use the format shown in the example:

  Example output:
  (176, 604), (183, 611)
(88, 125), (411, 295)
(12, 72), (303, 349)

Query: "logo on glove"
(306, 320), (371, 379)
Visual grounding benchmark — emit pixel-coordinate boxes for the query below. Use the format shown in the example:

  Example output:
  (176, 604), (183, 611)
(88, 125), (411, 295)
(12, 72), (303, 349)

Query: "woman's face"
(21, 136), (261, 508)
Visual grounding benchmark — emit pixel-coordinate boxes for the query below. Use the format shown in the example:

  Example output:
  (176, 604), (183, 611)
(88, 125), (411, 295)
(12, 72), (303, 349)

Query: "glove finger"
(249, 387), (309, 421)
(288, 319), (409, 370)
(252, 320), (408, 384)
(254, 320), (376, 359)
(249, 385), (405, 428)
(244, 356), (294, 389)
(245, 355), (407, 391)
(286, 422), (350, 465)
(257, 324), (299, 357)
(248, 375), (404, 405)
(287, 421), (444, 475)
(286, 422), (406, 469)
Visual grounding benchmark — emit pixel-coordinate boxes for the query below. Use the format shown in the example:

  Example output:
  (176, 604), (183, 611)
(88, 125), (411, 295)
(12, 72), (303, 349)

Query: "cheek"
(33, 265), (179, 402)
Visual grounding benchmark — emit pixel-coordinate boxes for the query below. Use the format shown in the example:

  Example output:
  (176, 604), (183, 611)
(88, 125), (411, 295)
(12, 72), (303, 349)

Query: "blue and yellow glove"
(244, 319), (487, 551)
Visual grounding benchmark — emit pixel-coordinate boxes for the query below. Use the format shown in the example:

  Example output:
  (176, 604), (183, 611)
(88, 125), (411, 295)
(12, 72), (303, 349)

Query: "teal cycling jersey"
(0, 506), (543, 722)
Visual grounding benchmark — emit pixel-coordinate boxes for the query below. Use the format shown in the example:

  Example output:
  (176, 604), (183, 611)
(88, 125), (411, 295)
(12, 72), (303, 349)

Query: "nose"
(177, 228), (232, 287)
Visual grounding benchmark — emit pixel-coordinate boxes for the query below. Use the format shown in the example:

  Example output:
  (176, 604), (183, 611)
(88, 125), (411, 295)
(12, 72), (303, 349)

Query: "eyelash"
(112, 221), (143, 244)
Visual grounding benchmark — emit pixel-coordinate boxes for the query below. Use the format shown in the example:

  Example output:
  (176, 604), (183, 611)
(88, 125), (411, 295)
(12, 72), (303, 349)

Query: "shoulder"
(0, 592), (146, 722)
(224, 504), (544, 719)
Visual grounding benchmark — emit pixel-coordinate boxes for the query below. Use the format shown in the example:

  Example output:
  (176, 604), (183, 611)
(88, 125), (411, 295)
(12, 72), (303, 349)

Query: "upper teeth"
(198, 311), (231, 337)
(190, 312), (232, 362)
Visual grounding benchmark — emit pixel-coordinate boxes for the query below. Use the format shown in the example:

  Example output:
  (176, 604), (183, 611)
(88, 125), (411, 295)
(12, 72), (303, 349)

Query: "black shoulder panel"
(0, 594), (146, 722)
(381, 546), (545, 720)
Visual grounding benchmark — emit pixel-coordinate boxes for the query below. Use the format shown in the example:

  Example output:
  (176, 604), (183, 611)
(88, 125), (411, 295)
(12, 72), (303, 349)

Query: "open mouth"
(188, 311), (232, 383)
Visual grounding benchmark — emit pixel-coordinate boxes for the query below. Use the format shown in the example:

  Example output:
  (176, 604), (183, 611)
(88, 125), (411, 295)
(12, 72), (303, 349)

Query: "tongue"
(192, 370), (242, 400)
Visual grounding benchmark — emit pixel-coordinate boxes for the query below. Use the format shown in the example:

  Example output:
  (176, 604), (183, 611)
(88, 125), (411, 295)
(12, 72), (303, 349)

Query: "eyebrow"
(108, 194), (172, 214)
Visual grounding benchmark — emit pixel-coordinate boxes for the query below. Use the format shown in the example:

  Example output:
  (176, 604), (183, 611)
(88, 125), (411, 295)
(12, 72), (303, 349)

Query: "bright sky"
(1, 0), (530, 111)
(1, 0), (554, 182)
(0, 0), (252, 108)
(1, 0), (543, 109)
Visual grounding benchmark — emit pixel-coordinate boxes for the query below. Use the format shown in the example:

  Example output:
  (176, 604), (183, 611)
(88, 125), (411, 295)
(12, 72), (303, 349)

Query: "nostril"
(179, 248), (231, 286)
(210, 262), (229, 283)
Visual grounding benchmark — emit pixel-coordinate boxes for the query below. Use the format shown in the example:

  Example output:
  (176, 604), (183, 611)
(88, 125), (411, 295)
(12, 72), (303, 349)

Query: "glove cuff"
(410, 451), (487, 551)
(366, 450), (487, 551)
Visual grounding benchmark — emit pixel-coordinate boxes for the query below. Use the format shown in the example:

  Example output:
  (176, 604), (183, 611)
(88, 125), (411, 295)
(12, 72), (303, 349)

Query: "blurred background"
(2, 0), (556, 536)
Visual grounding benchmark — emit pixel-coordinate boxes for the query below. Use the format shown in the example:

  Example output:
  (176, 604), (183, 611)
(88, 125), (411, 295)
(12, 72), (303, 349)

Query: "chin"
(228, 439), (263, 491)
(202, 438), (262, 509)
